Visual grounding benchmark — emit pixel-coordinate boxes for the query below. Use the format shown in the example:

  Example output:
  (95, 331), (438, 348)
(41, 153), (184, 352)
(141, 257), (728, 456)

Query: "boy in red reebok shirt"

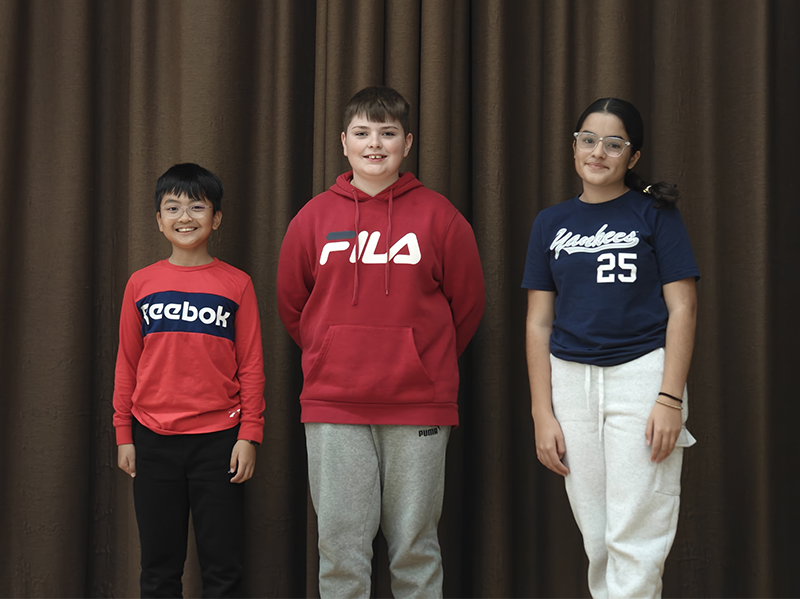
(277, 87), (485, 597)
(114, 163), (265, 597)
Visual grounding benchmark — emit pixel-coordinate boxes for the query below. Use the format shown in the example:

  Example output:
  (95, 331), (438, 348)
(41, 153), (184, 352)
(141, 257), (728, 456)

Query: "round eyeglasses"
(160, 203), (210, 218)
(573, 132), (631, 157)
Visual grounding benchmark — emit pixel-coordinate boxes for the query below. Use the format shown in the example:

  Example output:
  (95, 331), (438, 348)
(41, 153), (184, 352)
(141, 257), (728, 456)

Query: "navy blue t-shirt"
(522, 190), (699, 366)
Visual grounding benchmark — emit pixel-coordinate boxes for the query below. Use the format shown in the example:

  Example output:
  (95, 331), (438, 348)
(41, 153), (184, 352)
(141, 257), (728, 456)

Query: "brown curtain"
(1, 0), (798, 597)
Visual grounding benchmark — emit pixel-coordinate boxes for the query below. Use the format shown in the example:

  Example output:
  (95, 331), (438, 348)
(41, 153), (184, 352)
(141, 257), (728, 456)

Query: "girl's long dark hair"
(575, 98), (679, 208)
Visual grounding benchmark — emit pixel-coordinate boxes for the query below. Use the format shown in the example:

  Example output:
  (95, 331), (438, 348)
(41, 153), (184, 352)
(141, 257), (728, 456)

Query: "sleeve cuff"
(116, 426), (133, 445)
(237, 422), (264, 445)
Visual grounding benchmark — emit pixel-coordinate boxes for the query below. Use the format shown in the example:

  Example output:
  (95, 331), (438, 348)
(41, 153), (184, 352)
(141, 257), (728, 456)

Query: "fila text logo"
(320, 231), (421, 265)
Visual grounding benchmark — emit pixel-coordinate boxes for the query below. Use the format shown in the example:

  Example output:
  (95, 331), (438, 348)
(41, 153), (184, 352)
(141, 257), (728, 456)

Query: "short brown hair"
(342, 86), (410, 136)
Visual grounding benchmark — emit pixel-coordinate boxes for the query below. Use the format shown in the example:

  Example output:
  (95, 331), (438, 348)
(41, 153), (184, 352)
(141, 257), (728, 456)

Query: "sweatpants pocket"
(655, 446), (684, 496)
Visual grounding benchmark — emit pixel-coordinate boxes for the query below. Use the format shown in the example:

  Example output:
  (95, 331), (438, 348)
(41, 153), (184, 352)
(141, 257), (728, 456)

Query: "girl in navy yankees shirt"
(523, 98), (699, 598)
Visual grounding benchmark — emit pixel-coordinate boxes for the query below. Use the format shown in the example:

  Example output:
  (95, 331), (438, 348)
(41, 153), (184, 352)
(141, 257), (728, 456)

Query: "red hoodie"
(277, 171), (485, 426)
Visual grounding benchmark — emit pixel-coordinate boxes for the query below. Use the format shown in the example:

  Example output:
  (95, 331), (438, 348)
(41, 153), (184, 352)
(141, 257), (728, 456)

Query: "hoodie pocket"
(303, 324), (435, 403)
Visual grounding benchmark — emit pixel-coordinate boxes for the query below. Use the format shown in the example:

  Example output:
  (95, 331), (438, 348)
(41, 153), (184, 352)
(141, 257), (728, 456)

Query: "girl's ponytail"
(625, 170), (679, 208)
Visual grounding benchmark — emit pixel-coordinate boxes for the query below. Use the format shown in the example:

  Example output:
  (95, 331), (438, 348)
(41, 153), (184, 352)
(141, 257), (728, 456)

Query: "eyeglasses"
(160, 203), (210, 218)
(573, 132), (631, 157)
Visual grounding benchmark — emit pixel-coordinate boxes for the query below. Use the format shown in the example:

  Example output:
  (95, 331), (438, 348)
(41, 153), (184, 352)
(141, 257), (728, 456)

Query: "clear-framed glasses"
(160, 203), (210, 218)
(573, 132), (631, 157)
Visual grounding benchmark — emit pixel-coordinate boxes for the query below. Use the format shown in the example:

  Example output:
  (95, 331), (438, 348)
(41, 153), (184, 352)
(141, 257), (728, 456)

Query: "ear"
(628, 150), (641, 170)
(212, 210), (223, 230)
(341, 131), (348, 156)
(156, 211), (164, 232)
(404, 133), (413, 157)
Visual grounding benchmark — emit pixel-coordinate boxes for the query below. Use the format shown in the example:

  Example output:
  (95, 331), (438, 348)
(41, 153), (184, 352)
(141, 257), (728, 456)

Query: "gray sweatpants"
(305, 423), (451, 599)
(551, 348), (696, 599)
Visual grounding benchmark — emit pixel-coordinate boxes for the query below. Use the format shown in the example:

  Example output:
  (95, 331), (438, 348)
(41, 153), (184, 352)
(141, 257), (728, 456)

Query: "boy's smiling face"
(157, 192), (222, 259)
(341, 115), (413, 195)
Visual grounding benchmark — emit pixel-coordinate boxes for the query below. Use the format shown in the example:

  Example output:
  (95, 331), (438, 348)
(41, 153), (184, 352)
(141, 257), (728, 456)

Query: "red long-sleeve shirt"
(113, 258), (265, 445)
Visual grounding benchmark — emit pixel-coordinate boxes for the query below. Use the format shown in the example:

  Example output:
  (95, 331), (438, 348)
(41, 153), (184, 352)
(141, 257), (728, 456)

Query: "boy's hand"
(118, 444), (136, 477)
(229, 440), (257, 483)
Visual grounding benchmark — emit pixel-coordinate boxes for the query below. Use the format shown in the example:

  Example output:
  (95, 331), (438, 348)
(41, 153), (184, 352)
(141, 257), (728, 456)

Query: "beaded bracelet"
(655, 399), (682, 410)
(658, 391), (683, 403)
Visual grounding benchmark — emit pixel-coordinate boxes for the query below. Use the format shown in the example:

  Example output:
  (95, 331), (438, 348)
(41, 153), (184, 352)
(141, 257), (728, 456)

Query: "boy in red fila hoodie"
(114, 163), (265, 597)
(277, 86), (485, 597)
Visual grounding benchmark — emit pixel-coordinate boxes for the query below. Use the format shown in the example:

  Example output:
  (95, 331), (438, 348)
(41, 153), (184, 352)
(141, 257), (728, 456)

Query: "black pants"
(132, 419), (245, 598)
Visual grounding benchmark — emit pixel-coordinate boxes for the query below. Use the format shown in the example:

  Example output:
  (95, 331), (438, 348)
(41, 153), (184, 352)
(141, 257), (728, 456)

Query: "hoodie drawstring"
(385, 188), (393, 295)
(352, 189), (360, 305)
(349, 178), (400, 304)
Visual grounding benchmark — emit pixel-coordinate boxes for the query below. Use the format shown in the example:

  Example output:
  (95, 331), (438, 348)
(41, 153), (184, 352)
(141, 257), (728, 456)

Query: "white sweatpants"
(305, 423), (451, 599)
(551, 348), (696, 599)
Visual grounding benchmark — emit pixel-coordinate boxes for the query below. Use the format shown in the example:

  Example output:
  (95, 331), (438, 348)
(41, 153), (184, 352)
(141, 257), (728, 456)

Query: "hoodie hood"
(330, 171), (425, 304)
(330, 171), (424, 201)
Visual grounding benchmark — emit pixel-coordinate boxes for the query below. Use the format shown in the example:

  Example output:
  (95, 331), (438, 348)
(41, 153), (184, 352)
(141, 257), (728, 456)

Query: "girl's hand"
(645, 401), (682, 463)
(534, 412), (570, 476)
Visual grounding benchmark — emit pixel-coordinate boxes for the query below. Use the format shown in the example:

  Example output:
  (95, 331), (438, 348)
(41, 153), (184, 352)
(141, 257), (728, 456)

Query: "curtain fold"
(0, 0), (797, 597)
(768, 4), (800, 598)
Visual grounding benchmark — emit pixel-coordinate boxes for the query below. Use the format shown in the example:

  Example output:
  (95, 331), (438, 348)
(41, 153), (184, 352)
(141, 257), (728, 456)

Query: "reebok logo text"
(136, 291), (238, 342)
(140, 301), (230, 327)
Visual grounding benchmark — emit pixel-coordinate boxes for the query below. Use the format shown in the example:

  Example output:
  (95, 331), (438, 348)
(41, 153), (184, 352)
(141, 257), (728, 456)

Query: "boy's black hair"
(154, 163), (223, 213)
(342, 86), (411, 136)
